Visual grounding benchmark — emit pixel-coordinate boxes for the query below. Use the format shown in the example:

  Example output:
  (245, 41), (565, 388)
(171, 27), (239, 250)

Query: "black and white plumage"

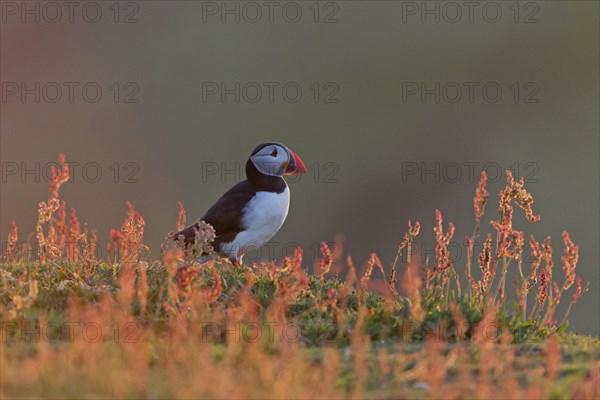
(174, 142), (306, 265)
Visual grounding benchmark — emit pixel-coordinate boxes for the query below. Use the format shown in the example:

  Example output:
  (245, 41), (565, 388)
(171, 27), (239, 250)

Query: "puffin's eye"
(271, 148), (278, 157)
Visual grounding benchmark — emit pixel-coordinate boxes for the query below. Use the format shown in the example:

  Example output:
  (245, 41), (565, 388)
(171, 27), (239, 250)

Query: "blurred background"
(1, 1), (598, 334)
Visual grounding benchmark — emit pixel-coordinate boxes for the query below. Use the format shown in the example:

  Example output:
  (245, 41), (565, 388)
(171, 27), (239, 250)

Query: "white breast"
(220, 187), (290, 259)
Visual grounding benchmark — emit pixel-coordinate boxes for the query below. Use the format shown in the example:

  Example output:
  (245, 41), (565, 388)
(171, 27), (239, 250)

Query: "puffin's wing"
(174, 181), (256, 246)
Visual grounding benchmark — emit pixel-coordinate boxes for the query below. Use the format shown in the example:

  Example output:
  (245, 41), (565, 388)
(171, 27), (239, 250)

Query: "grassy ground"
(1, 260), (598, 399)
(1, 156), (598, 398)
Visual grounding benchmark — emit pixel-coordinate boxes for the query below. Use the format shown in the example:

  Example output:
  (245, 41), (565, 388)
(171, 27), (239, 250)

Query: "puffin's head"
(249, 142), (306, 177)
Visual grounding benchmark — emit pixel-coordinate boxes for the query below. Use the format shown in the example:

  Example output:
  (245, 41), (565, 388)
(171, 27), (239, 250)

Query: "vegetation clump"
(1, 155), (597, 399)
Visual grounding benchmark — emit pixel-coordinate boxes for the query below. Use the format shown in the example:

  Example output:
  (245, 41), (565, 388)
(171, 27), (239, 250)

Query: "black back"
(174, 154), (287, 251)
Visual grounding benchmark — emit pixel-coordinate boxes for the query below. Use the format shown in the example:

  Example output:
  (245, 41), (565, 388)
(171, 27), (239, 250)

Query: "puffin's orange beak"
(284, 150), (306, 175)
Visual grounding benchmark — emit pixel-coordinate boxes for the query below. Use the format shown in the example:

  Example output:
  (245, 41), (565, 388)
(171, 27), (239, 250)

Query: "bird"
(174, 142), (306, 266)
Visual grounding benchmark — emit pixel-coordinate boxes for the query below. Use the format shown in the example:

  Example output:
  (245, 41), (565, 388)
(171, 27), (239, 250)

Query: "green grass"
(1, 259), (598, 399)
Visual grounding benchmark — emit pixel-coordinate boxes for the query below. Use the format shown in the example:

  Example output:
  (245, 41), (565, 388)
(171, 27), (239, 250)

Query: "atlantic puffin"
(174, 142), (306, 265)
